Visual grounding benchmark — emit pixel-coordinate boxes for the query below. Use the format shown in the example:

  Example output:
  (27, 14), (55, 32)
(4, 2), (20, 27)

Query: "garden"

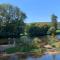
(0, 3), (60, 60)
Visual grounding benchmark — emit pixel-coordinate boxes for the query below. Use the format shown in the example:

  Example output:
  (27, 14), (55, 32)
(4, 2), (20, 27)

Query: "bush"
(32, 37), (41, 48)
(48, 27), (56, 36)
(15, 36), (32, 48)
(5, 47), (19, 54)
(5, 46), (33, 54)
(27, 24), (49, 37)
(47, 36), (57, 46)
(5, 36), (33, 54)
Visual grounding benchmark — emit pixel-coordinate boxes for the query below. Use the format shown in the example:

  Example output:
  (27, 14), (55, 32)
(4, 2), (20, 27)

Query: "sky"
(0, 0), (60, 23)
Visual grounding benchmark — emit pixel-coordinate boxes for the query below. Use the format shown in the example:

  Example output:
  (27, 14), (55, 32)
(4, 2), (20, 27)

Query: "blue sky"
(0, 0), (60, 23)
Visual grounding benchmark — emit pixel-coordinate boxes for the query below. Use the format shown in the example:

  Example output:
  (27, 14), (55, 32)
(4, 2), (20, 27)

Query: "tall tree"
(51, 14), (57, 30)
(0, 4), (26, 38)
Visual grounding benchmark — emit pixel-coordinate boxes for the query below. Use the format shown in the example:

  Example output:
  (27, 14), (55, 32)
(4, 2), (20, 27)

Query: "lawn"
(56, 30), (60, 34)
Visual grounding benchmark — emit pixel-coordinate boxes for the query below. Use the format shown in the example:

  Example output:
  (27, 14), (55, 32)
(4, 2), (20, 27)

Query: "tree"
(27, 24), (49, 38)
(0, 4), (26, 38)
(51, 14), (57, 30)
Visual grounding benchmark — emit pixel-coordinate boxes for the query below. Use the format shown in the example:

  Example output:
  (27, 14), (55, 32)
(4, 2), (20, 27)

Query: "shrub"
(48, 27), (56, 36)
(27, 24), (49, 37)
(5, 47), (19, 54)
(5, 47), (33, 54)
(32, 37), (41, 48)
(15, 36), (32, 48)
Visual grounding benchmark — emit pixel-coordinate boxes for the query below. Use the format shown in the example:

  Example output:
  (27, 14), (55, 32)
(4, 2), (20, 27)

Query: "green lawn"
(56, 30), (60, 33)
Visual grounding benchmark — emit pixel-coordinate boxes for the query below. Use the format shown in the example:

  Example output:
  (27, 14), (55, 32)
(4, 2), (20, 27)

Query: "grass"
(5, 46), (46, 54)
(5, 47), (21, 54)
(55, 29), (60, 34)
(5, 46), (37, 54)
(56, 30), (60, 33)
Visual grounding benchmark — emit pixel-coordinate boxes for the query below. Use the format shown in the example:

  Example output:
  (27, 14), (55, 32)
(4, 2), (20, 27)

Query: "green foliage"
(27, 24), (49, 37)
(5, 37), (46, 54)
(5, 47), (33, 54)
(31, 48), (46, 56)
(5, 47), (18, 54)
(16, 36), (32, 47)
(53, 42), (60, 48)
(48, 27), (56, 36)
(0, 4), (26, 38)
(5, 36), (36, 53)
(47, 36), (57, 46)
(56, 30), (60, 34)
(15, 36), (33, 52)
(24, 24), (30, 33)
(32, 37), (41, 48)
(56, 30), (60, 32)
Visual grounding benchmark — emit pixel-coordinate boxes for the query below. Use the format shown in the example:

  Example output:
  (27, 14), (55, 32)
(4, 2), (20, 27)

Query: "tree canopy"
(0, 4), (26, 38)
